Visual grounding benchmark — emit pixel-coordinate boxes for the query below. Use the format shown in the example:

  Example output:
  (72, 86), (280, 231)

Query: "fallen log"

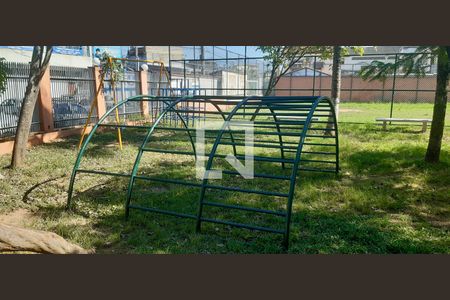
(0, 223), (91, 254)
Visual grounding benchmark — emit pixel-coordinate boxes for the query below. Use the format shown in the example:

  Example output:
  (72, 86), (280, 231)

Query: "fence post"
(349, 64), (354, 101)
(389, 54), (398, 119)
(92, 66), (106, 119)
(38, 67), (54, 132)
(183, 60), (186, 96)
(139, 70), (149, 117)
(312, 55), (317, 96)
(415, 76), (420, 103)
(243, 46), (247, 96)
(289, 72), (292, 96)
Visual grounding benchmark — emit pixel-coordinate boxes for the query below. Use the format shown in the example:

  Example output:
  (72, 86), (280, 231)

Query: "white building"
(0, 46), (94, 68)
(341, 46), (424, 73)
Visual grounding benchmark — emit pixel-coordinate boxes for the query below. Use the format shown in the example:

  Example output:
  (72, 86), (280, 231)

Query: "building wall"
(342, 55), (396, 72)
(0, 48), (93, 68)
(220, 70), (246, 96)
(145, 46), (184, 65)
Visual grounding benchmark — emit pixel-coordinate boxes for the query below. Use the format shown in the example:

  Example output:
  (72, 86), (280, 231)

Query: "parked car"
(52, 95), (89, 120)
(0, 98), (21, 129)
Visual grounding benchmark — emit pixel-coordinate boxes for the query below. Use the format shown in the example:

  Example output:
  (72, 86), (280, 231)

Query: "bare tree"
(11, 46), (53, 168)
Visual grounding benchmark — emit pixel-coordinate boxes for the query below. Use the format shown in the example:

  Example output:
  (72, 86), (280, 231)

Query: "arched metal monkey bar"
(67, 95), (339, 250)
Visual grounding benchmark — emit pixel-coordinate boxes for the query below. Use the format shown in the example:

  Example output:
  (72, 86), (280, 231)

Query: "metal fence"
(104, 70), (141, 119)
(276, 55), (439, 103)
(169, 52), (449, 122)
(169, 53), (443, 101)
(169, 57), (267, 97)
(146, 67), (206, 125)
(50, 66), (97, 129)
(1, 49), (448, 140)
(0, 62), (40, 138)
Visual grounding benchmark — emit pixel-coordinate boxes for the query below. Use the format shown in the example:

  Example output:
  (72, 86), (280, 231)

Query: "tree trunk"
(425, 46), (449, 163)
(326, 46), (342, 135)
(249, 62), (278, 121)
(330, 46), (342, 119)
(11, 46), (52, 168)
(0, 223), (90, 254)
(264, 62), (278, 96)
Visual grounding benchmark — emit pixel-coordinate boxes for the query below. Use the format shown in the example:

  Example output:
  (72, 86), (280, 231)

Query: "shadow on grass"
(346, 145), (450, 174)
(37, 180), (449, 254)
(33, 147), (449, 254)
(29, 126), (449, 253)
(22, 175), (67, 204)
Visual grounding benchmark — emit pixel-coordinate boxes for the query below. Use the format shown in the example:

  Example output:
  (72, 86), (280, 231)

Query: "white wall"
(0, 48), (93, 68)
(220, 70), (246, 95)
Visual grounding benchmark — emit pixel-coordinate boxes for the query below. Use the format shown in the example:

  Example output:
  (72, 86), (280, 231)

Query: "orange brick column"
(38, 67), (54, 132)
(139, 70), (149, 117)
(92, 66), (106, 118)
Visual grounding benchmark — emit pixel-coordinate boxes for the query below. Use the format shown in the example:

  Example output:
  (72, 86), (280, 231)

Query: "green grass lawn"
(0, 121), (449, 254)
(339, 102), (450, 124)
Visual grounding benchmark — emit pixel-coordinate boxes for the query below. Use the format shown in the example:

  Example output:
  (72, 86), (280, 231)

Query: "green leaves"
(257, 46), (364, 95)
(0, 57), (7, 95)
(99, 51), (124, 83)
(258, 46), (324, 94)
(342, 46), (364, 57)
(359, 46), (438, 81)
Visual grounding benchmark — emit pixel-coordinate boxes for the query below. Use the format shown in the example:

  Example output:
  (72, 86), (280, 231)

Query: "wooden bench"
(376, 118), (432, 132)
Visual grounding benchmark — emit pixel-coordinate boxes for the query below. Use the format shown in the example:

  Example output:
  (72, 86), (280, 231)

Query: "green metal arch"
(66, 94), (240, 209)
(67, 95), (339, 250)
(283, 96), (338, 247)
(190, 95), (288, 168)
(195, 95), (256, 231)
(124, 97), (191, 218)
(124, 97), (241, 217)
(67, 95), (195, 207)
(194, 96), (338, 249)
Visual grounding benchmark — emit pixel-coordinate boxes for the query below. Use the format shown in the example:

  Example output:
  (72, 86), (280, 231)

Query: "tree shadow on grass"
(21, 175), (67, 204)
(30, 130), (449, 253)
(289, 209), (449, 253)
(345, 144), (449, 174)
(335, 145), (450, 231)
(33, 146), (449, 253)
(36, 182), (449, 254)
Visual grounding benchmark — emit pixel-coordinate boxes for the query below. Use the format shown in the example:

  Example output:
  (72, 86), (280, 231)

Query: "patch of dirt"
(0, 208), (36, 227)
